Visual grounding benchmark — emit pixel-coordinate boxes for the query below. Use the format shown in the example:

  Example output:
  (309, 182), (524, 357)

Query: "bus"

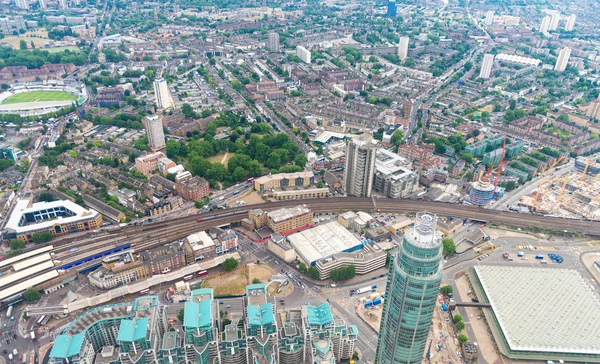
(139, 289), (150, 295)
(30, 331), (35, 341)
(197, 270), (208, 277)
(183, 275), (193, 281)
(247, 177), (255, 183)
(36, 315), (46, 326)
(6, 305), (13, 318)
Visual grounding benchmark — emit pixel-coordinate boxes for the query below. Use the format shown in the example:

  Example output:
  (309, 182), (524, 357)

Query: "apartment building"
(175, 176), (210, 201)
(135, 151), (167, 176)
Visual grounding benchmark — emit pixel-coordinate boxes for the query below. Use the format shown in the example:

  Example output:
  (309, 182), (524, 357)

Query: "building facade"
(267, 31), (281, 52)
(479, 53), (495, 79)
(344, 135), (376, 197)
(145, 114), (166, 151)
(555, 47), (571, 72)
(296, 46), (311, 64)
(254, 172), (314, 194)
(135, 151), (167, 176)
(397, 37), (409, 60)
(153, 78), (174, 110)
(375, 212), (443, 364)
(175, 176), (210, 201)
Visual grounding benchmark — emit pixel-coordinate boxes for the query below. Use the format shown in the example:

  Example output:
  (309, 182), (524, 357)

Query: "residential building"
(555, 47), (571, 72)
(587, 101), (600, 120)
(245, 284), (278, 363)
(539, 16), (551, 34)
(565, 14), (576, 31)
(484, 11), (494, 25)
(2, 199), (102, 243)
(266, 233), (296, 262)
(344, 135), (376, 197)
(373, 149), (418, 198)
(146, 199), (172, 217)
(183, 231), (216, 263)
(549, 12), (560, 31)
(303, 303), (357, 362)
(272, 188), (329, 201)
(387, 0), (397, 17)
(479, 53), (495, 79)
(296, 46), (311, 64)
(39, 0), (45, 10)
(183, 289), (219, 363)
(267, 31), (281, 52)
(248, 205), (313, 236)
(145, 114), (166, 151)
(142, 243), (187, 276)
(15, 0), (29, 10)
(397, 37), (409, 60)
(81, 195), (125, 222)
(89, 250), (148, 289)
(375, 212), (443, 364)
(175, 176), (210, 201)
(59, 0), (67, 9)
(95, 86), (123, 107)
(135, 151), (167, 176)
(254, 171), (314, 194)
(153, 78), (174, 110)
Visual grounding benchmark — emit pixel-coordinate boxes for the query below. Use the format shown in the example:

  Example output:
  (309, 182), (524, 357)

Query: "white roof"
(0, 270), (59, 302)
(185, 231), (215, 251)
(314, 131), (347, 144)
(5, 200), (99, 234)
(12, 253), (52, 271)
(287, 221), (362, 264)
(475, 265), (600, 355)
(0, 260), (56, 289)
(496, 53), (541, 66)
(167, 164), (185, 174)
(0, 245), (54, 270)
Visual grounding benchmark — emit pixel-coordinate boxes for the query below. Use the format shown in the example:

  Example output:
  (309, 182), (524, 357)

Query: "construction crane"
(493, 136), (507, 190)
(531, 175), (570, 213)
(581, 158), (591, 180)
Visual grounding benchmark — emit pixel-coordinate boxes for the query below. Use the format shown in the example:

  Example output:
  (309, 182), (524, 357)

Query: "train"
(198, 210), (248, 222)
(56, 243), (137, 271)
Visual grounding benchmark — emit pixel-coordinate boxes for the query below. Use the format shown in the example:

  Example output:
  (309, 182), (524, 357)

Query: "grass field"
(206, 152), (236, 167)
(2, 91), (78, 105)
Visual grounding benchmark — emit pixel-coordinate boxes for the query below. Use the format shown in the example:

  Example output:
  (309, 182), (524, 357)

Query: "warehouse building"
(254, 172), (314, 194)
(470, 266), (600, 363)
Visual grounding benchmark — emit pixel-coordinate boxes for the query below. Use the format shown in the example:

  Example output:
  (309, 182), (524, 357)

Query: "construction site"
(519, 156), (600, 219)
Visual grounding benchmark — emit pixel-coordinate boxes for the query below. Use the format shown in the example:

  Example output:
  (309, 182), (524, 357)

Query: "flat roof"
(5, 199), (99, 234)
(254, 171), (313, 185)
(12, 252), (52, 271)
(0, 245), (54, 269)
(267, 205), (311, 223)
(0, 270), (59, 302)
(287, 221), (362, 264)
(474, 265), (600, 355)
(185, 231), (215, 251)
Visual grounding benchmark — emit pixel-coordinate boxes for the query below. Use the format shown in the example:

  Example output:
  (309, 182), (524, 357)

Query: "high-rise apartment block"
(344, 135), (376, 197)
(479, 53), (495, 79)
(58, 0), (66, 9)
(38, 0), (45, 10)
(50, 288), (358, 364)
(296, 45), (311, 64)
(565, 14), (576, 31)
(153, 78), (174, 110)
(484, 10), (494, 25)
(375, 212), (444, 364)
(397, 37), (410, 60)
(555, 47), (571, 72)
(144, 114), (166, 151)
(387, 0), (397, 17)
(539, 16), (551, 34)
(267, 31), (281, 52)
(549, 12), (561, 31)
(15, 0), (29, 10)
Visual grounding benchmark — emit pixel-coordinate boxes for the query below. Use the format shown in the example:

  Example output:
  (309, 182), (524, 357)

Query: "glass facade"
(375, 213), (443, 364)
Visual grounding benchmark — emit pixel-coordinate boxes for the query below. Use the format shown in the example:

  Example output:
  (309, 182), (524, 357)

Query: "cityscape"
(0, 0), (599, 363)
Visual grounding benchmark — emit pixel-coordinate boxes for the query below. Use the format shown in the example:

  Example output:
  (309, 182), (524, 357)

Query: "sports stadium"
(0, 81), (87, 116)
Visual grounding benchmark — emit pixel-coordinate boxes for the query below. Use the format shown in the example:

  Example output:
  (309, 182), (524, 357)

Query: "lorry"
(354, 286), (373, 295)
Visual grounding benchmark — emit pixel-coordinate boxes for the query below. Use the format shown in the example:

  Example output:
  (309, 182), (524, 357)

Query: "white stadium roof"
(496, 53), (541, 66)
(474, 265), (600, 355)
(287, 221), (362, 264)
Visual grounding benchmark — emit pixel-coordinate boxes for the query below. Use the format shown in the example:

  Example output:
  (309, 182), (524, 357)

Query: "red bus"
(197, 270), (208, 277)
(247, 177), (255, 183)
(139, 289), (150, 295)
(183, 275), (193, 281)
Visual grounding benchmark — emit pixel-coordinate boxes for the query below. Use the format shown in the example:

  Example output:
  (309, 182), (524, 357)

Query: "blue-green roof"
(247, 303), (274, 326)
(49, 333), (85, 359)
(190, 288), (214, 299)
(117, 317), (148, 342)
(184, 300), (212, 329)
(306, 303), (333, 326)
(246, 283), (267, 295)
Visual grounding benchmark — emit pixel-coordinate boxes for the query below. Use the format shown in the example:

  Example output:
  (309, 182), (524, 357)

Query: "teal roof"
(183, 300), (212, 329)
(117, 317), (148, 342)
(246, 283), (267, 295)
(49, 333), (85, 359)
(306, 303), (333, 326)
(247, 303), (274, 326)
(190, 288), (214, 299)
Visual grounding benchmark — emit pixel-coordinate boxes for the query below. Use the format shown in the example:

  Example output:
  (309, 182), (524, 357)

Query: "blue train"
(56, 244), (135, 271)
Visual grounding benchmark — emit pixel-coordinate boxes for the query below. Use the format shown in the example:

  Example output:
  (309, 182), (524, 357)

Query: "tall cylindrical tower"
(375, 212), (444, 364)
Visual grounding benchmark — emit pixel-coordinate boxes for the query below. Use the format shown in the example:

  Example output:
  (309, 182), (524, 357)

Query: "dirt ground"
(425, 302), (462, 364)
(229, 191), (264, 206)
(267, 281), (293, 296)
(455, 273), (502, 363)
(248, 263), (277, 283)
(202, 268), (248, 296)
(483, 227), (541, 240)
(479, 104), (494, 112)
(206, 152), (235, 167)
(356, 306), (382, 332)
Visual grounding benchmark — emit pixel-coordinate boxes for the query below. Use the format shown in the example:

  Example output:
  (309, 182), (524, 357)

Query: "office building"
(296, 46), (311, 64)
(565, 14), (576, 31)
(397, 37), (409, 60)
(248, 205), (313, 235)
(267, 31), (281, 52)
(479, 53), (495, 79)
(373, 149), (418, 198)
(15, 0), (29, 10)
(484, 10), (494, 25)
(153, 78), (174, 110)
(144, 114), (166, 151)
(539, 16), (551, 34)
(344, 134), (376, 197)
(38, 0), (45, 10)
(387, 0), (396, 17)
(375, 212), (444, 364)
(549, 12), (561, 31)
(555, 47), (571, 72)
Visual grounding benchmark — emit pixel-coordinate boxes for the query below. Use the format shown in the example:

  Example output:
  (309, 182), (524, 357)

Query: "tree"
(10, 239), (25, 251)
(440, 285), (453, 296)
(391, 129), (404, 146)
(463, 61), (473, 72)
(19, 39), (27, 50)
(330, 265), (356, 281)
(222, 257), (239, 271)
(299, 262), (308, 274)
(459, 152), (473, 163)
(442, 237), (456, 255)
(453, 314), (463, 323)
(509, 98), (516, 110)
(456, 321), (466, 331)
(38, 192), (57, 202)
(177, 308), (185, 322)
(294, 154), (307, 169)
(181, 103), (195, 118)
(23, 288), (41, 302)
(308, 266), (319, 280)
(458, 334), (469, 345)
(252, 278), (261, 284)
(32, 232), (53, 243)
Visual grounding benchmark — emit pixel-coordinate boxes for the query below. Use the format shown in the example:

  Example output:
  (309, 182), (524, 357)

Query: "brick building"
(135, 151), (167, 176)
(175, 176), (210, 201)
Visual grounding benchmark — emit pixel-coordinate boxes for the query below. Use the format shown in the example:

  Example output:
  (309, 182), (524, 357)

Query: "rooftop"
(5, 199), (99, 234)
(474, 265), (600, 355)
(185, 231), (216, 251)
(287, 221), (362, 265)
(267, 205), (311, 223)
(374, 148), (412, 177)
(306, 303), (333, 326)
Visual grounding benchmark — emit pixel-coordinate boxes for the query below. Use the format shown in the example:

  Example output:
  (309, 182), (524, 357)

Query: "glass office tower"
(375, 212), (444, 364)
